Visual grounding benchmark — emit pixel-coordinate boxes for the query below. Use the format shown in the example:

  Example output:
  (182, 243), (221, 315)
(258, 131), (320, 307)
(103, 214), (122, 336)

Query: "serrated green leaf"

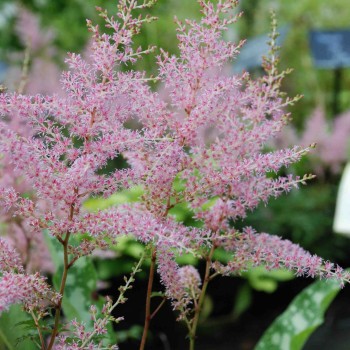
(0, 305), (37, 350)
(44, 232), (116, 343)
(52, 257), (97, 327)
(45, 232), (98, 325)
(254, 278), (342, 350)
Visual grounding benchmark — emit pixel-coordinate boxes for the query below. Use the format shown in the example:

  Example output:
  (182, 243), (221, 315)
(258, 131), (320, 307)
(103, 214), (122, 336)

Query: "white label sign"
(334, 162), (350, 235)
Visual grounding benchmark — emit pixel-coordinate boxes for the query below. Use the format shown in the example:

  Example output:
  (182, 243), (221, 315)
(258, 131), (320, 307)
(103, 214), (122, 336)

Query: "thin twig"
(150, 297), (166, 320)
(79, 253), (145, 348)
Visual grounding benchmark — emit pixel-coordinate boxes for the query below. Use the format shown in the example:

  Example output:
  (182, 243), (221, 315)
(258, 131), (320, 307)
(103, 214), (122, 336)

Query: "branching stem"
(79, 253), (145, 348)
(150, 297), (166, 320)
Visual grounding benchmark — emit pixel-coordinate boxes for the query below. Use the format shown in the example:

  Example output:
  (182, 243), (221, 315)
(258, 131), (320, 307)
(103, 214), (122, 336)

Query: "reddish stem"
(139, 247), (157, 350)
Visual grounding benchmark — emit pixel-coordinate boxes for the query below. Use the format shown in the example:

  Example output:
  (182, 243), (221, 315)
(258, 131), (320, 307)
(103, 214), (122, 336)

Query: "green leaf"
(84, 186), (143, 211)
(254, 278), (342, 350)
(45, 232), (98, 325)
(232, 283), (253, 320)
(176, 252), (198, 265)
(172, 173), (186, 192)
(243, 266), (295, 293)
(199, 295), (214, 322)
(114, 237), (145, 258)
(212, 248), (232, 264)
(95, 258), (138, 280)
(150, 291), (165, 298)
(116, 325), (143, 343)
(44, 232), (116, 343)
(168, 202), (192, 222)
(0, 305), (37, 350)
(52, 258), (98, 327)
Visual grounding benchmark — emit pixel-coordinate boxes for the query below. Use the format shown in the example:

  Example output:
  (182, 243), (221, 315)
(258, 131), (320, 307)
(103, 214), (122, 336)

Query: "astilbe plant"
(0, 0), (349, 349)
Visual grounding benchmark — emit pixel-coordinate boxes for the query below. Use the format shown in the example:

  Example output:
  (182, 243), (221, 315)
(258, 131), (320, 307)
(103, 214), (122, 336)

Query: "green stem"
(139, 246), (157, 350)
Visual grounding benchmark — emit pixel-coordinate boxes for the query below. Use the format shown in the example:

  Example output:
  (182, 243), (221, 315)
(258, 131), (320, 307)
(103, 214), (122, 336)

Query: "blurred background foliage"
(2, 0), (350, 121)
(2, 0), (350, 349)
(238, 0), (350, 125)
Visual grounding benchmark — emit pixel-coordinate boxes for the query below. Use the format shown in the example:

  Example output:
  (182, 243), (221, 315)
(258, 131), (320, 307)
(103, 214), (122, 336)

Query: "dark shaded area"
(101, 258), (350, 350)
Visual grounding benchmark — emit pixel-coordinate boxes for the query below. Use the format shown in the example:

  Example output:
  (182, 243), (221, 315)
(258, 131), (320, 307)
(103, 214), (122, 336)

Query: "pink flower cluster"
(0, 238), (59, 314)
(213, 227), (349, 286)
(0, 0), (348, 344)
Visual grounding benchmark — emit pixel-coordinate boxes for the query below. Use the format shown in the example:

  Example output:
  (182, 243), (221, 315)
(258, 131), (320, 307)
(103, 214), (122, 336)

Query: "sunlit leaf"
(255, 277), (342, 350)
(84, 186), (143, 211)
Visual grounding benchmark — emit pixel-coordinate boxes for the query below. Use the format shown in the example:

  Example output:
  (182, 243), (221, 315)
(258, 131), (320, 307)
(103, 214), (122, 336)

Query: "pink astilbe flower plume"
(0, 238), (24, 273)
(0, 272), (60, 314)
(0, 238), (60, 314)
(212, 227), (350, 286)
(0, 0), (348, 348)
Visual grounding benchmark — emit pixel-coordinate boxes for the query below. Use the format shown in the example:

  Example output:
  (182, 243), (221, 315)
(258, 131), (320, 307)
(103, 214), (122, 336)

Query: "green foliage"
(45, 232), (95, 326)
(0, 2), (19, 57)
(95, 252), (146, 281)
(44, 232), (116, 342)
(116, 325), (144, 343)
(242, 267), (294, 293)
(15, 0), (109, 52)
(5, 0), (350, 122)
(0, 305), (37, 350)
(130, 0), (201, 73)
(84, 186), (143, 211)
(4, 0), (201, 73)
(238, 0), (350, 123)
(255, 277), (342, 350)
(231, 283), (253, 320)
